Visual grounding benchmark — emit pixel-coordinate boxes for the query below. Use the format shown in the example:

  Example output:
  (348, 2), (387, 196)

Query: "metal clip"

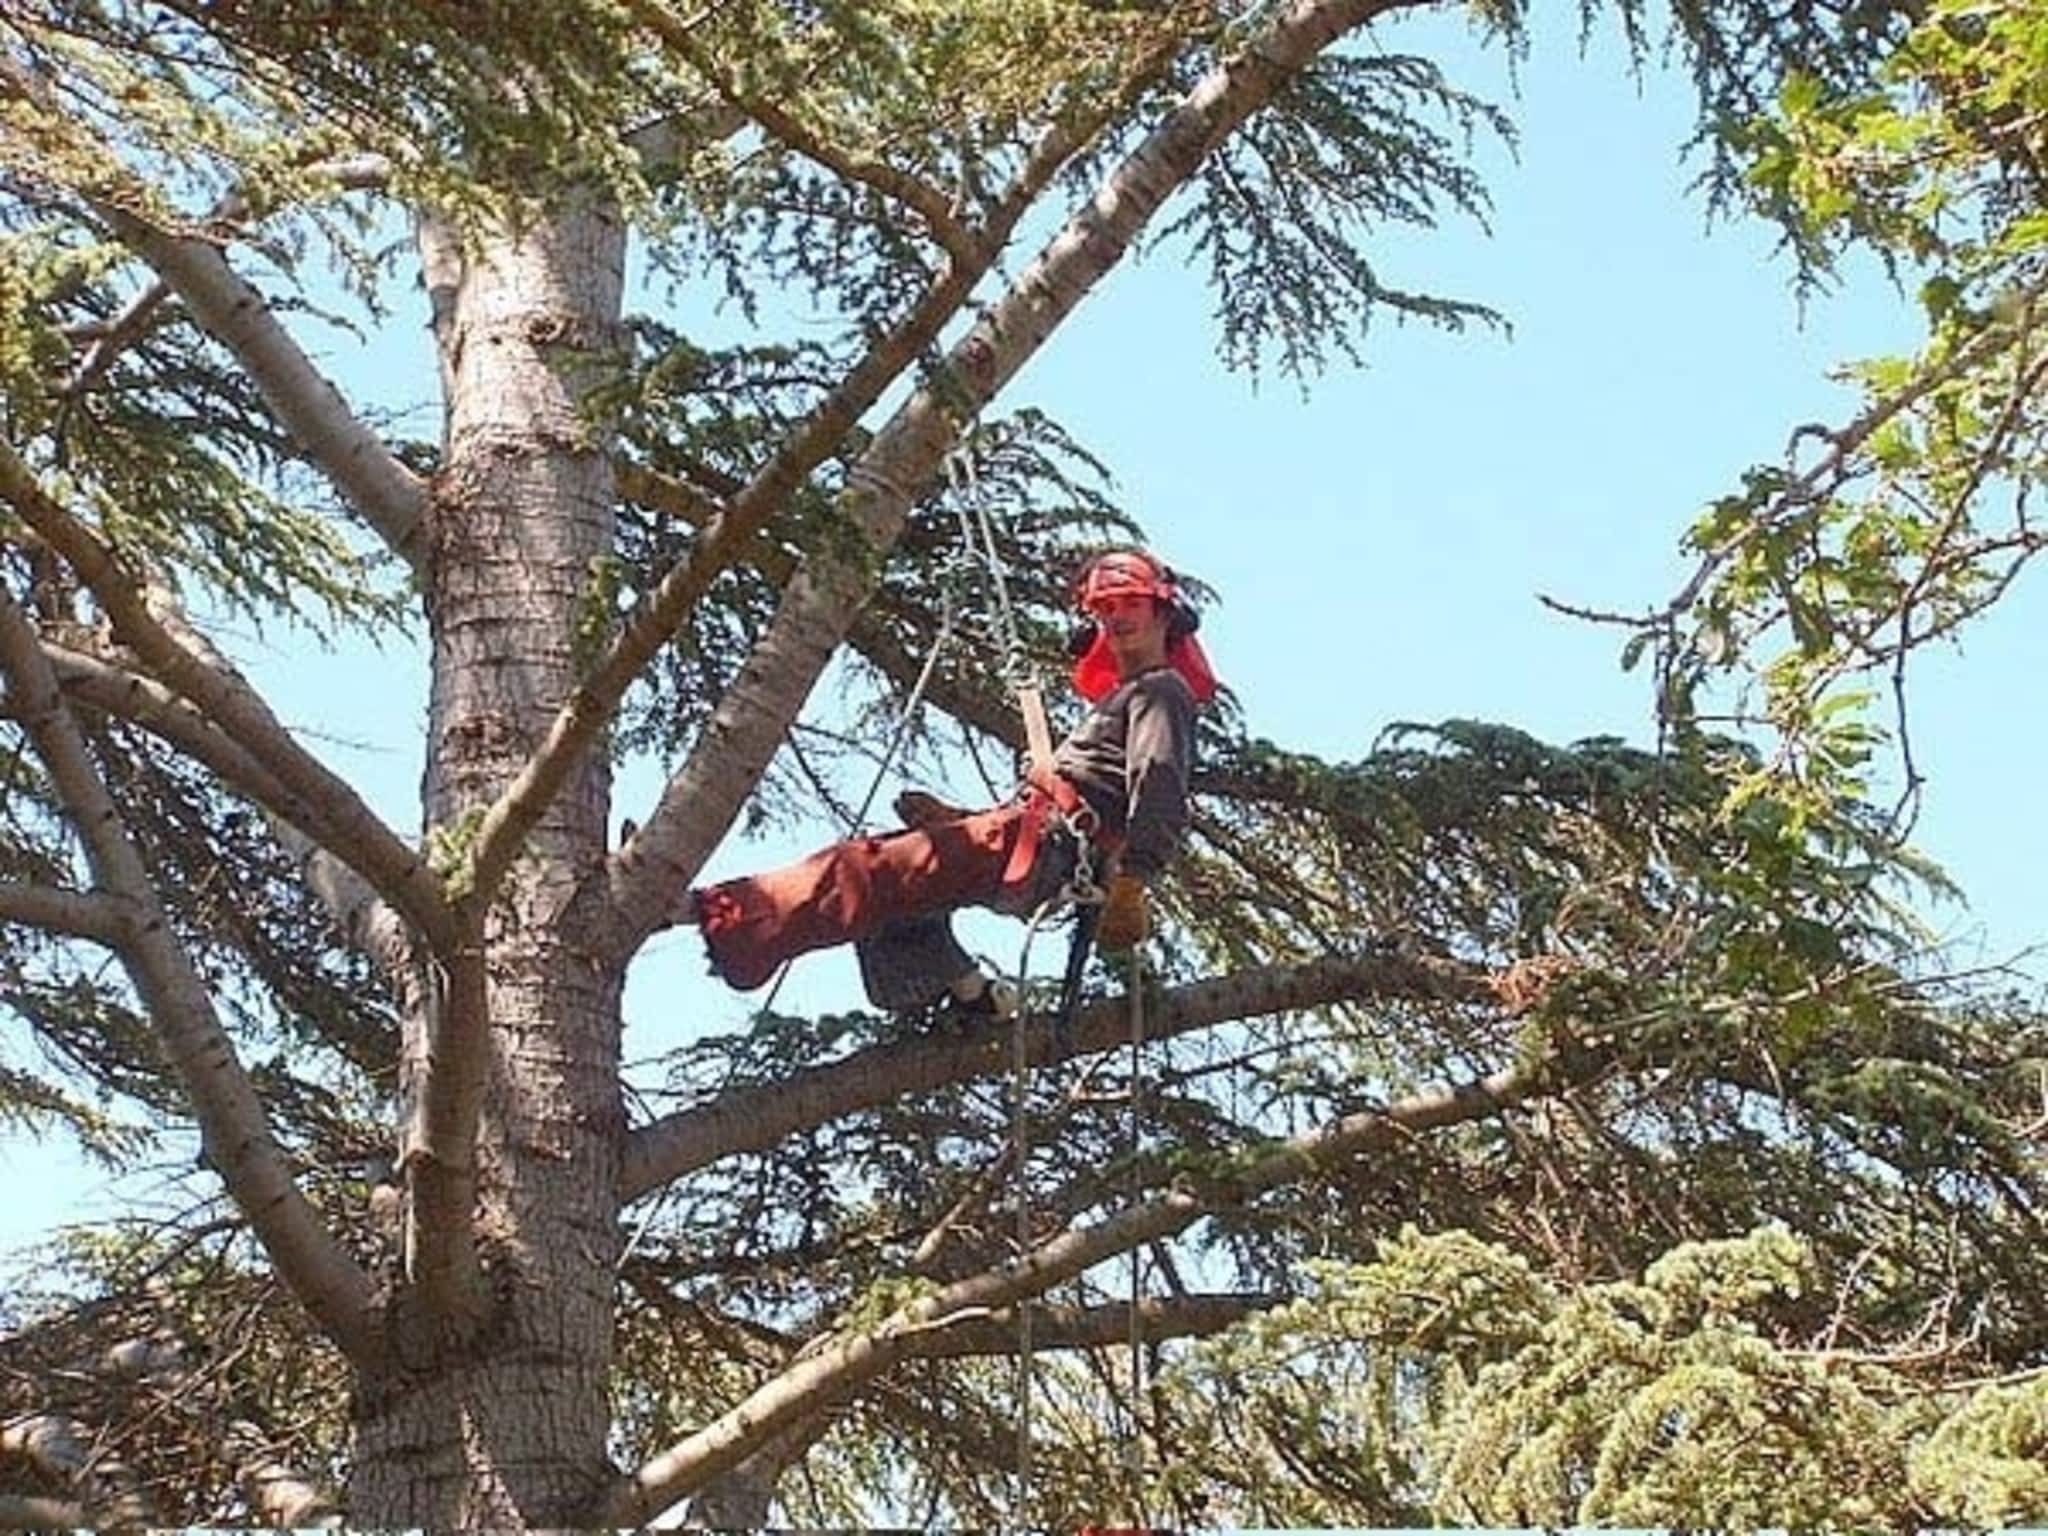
(1065, 824), (1107, 906)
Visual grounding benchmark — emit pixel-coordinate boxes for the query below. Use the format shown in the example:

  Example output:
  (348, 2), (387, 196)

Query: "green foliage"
(4, 0), (2044, 1526)
(1910, 1371), (2048, 1527)
(1165, 48), (1511, 377)
(1169, 1223), (2047, 1528)
(425, 805), (487, 901)
(0, 223), (407, 638)
(1642, 0), (2048, 823)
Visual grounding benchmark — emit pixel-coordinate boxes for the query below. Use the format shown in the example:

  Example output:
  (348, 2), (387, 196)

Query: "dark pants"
(694, 800), (1074, 1005)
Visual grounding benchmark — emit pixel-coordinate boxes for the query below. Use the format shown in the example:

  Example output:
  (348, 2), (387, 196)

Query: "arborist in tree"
(690, 548), (1220, 1019)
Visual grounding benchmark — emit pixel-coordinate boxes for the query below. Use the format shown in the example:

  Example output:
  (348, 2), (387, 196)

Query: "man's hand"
(1097, 873), (1150, 950)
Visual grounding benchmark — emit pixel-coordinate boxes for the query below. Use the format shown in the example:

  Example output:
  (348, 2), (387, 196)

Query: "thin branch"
(0, 880), (130, 945)
(0, 588), (381, 1364)
(604, 0), (1430, 953)
(0, 1495), (87, 1529)
(602, 1045), (1575, 1523)
(621, 945), (1483, 1200)
(626, 0), (982, 269)
(59, 278), (171, 401)
(35, 639), (413, 977)
(904, 1291), (1273, 1361)
(1666, 311), (2033, 623)
(0, 446), (456, 952)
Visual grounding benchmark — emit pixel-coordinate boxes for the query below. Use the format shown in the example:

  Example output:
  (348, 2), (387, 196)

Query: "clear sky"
(3, 13), (2043, 1252)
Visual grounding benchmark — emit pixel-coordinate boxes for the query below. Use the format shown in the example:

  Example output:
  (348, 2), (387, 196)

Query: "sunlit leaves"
(1642, 0), (2048, 826)
(1171, 1223), (2044, 1527)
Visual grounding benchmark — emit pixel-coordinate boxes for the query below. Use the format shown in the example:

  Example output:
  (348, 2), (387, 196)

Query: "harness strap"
(1001, 759), (1121, 890)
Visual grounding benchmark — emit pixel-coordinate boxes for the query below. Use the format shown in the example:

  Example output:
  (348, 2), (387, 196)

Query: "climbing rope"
(942, 428), (1167, 1530)
(1005, 892), (1065, 1533)
(1124, 950), (1149, 1528)
(750, 471), (981, 1017)
(836, 429), (1159, 1527)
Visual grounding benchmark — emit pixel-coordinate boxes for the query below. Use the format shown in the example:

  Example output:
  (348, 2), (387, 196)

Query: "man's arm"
(1099, 672), (1195, 950)
(1118, 671), (1196, 879)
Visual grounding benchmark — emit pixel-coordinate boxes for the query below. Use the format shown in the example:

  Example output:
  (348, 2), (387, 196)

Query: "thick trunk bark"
(348, 202), (628, 1528)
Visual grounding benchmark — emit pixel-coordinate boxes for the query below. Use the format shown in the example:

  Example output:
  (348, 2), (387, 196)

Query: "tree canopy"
(0, 0), (2042, 1528)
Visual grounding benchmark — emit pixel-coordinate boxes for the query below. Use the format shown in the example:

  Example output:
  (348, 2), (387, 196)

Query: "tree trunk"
(348, 201), (628, 1527)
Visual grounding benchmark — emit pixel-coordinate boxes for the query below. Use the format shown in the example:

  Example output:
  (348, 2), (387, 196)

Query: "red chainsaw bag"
(694, 801), (1033, 991)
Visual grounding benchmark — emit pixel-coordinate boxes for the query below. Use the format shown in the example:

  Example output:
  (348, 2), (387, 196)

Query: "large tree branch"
(618, 459), (1026, 747)
(30, 647), (409, 1077)
(622, 946), (1480, 1201)
(0, 450), (456, 952)
(0, 880), (130, 945)
(87, 211), (427, 576)
(602, 1045), (1580, 1523)
(0, 589), (381, 1364)
(638, 1293), (1262, 1526)
(604, 0), (1422, 951)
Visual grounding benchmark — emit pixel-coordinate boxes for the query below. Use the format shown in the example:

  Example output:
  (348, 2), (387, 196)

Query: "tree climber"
(691, 548), (1220, 1018)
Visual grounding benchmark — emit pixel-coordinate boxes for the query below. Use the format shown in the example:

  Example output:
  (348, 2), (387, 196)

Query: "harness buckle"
(1063, 813), (1108, 906)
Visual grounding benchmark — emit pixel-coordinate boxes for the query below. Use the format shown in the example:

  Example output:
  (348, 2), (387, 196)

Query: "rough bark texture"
(347, 202), (628, 1528)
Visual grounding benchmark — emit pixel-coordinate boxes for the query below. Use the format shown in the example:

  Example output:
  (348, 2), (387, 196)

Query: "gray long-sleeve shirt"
(1052, 666), (1197, 879)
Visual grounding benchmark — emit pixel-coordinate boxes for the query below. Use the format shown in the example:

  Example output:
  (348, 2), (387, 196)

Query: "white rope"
(1005, 893), (1065, 1534)
(1125, 950), (1149, 1526)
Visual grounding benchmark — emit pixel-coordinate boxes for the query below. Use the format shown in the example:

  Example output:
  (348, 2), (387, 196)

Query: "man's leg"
(693, 802), (1025, 991)
(855, 914), (978, 1012)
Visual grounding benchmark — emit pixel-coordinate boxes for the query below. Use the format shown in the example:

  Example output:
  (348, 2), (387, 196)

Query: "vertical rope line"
(1007, 896), (1059, 1534)
(1126, 950), (1148, 1527)
(1012, 983), (1035, 1534)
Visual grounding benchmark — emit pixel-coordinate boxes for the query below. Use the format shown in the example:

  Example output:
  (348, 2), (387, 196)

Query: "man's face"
(1093, 593), (1169, 669)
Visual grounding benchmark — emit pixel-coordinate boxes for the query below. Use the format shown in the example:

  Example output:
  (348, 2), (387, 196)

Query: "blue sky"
(3, 13), (2043, 1250)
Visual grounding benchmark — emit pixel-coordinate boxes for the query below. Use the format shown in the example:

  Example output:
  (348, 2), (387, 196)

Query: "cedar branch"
(621, 946), (1481, 1201)
(604, 1046), (1573, 1522)
(0, 880), (130, 945)
(0, 447), (456, 952)
(0, 590), (380, 1364)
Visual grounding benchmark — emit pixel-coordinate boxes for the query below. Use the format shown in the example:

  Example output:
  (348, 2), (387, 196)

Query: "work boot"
(894, 788), (971, 829)
(939, 970), (1019, 1024)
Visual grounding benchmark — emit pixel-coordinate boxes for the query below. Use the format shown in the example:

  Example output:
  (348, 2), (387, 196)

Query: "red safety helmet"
(1070, 548), (1220, 706)
(1077, 550), (1178, 612)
